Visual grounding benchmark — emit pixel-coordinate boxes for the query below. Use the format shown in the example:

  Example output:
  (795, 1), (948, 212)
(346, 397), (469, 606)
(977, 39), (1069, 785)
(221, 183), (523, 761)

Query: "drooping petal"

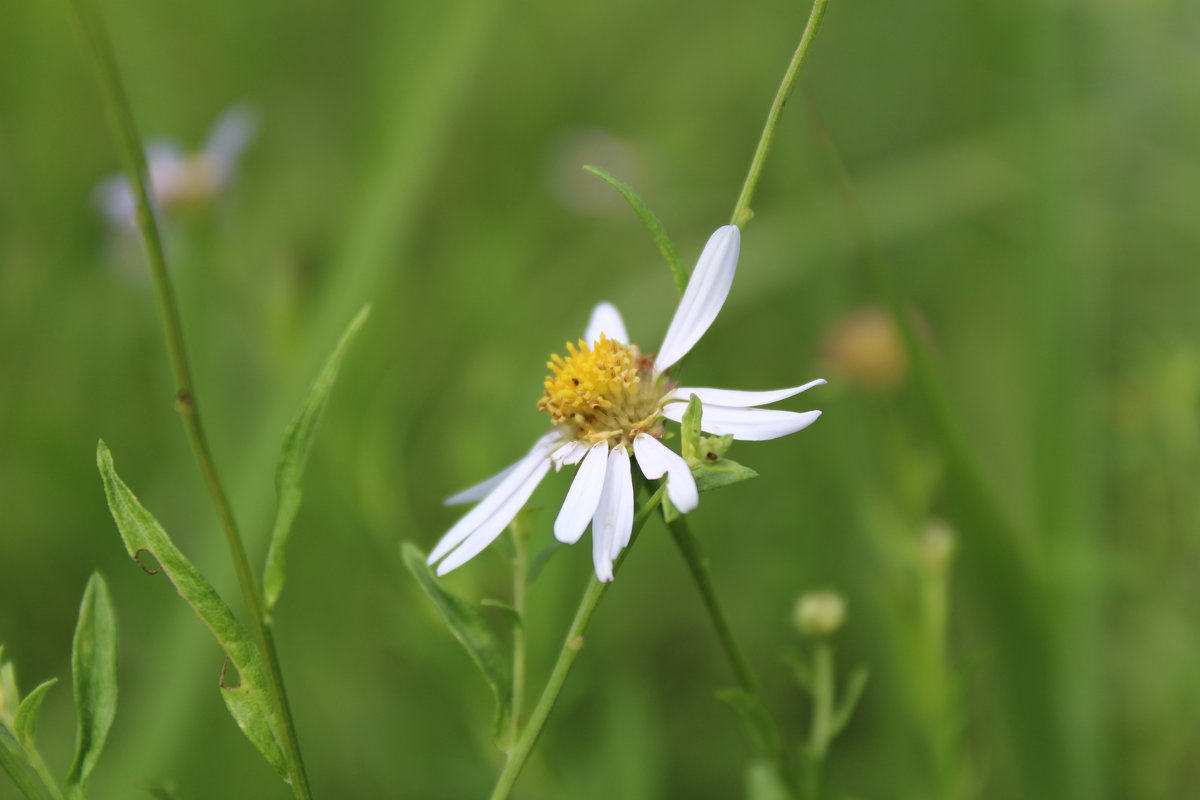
(554, 442), (609, 544)
(549, 440), (589, 471)
(591, 447), (633, 582)
(443, 430), (563, 505)
(584, 302), (629, 345)
(633, 434), (699, 514)
(430, 432), (562, 563)
(654, 225), (740, 372)
(662, 403), (822, 441)
(435, 459), (552, 575)
(668, 379), (827, 408)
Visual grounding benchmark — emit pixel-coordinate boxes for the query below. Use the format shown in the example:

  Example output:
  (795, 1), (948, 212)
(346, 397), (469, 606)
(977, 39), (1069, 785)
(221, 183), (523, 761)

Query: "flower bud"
(919, 520), (956, 573)
(793, 589), (847, 638)
(823, 305), (909, 391)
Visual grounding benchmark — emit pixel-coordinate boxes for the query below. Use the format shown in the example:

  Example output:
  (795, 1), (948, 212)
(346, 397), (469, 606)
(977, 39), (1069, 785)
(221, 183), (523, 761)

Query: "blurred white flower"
(430, 225), (825, 582)
(95, 104), (257, 231)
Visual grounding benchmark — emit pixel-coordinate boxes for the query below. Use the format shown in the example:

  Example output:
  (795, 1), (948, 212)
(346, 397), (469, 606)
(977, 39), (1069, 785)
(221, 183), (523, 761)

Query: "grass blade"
(263, 305), (370, 614)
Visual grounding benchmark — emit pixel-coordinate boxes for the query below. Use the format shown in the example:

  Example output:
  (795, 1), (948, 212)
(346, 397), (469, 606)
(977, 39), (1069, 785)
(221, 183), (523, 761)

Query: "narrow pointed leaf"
(681, 395), (703, 465)
(480, 599), (523, 630)
(0, 727), (55, 800)
(95, 441), (286, 779)
(583, 165), (687, 295)
(220, 682), (288, 778)
(830, 666), (870, 738)
(402, 543), (512, 745)
(716, 687), (780, 757)
(0, 650), (19, 712)
(526, 541), (561, 586)
(13, 680), (56, 749)
(65, 572), (118, 795)
(264, 305), (370, 614)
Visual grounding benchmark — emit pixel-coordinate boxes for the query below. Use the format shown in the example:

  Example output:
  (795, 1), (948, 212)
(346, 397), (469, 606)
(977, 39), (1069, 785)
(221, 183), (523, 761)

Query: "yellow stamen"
(538, 334), (665, 446)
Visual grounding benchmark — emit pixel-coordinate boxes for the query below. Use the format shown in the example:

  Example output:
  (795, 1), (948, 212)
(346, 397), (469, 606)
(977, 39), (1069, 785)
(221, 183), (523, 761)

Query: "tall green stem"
(730, 0), (830, 227)
(507, 529), (529, 749)
(66, 2), (312, 797)
(804, 641), (835, 799)
(489, 487), (665, 800)
(667, 518), (793, 784)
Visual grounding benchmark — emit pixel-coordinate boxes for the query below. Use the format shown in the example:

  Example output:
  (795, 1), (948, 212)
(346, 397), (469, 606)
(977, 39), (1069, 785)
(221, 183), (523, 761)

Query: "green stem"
(0, 735), (57, 800)
(65, 2), (312, 797)
(488, 487), (665, 800)
(730, 0), (830, 227)
(507, 530), (529, 748)
(666, 518), (795, 786)
(22, 745), (65, 800)
(803, 641), (835, 800)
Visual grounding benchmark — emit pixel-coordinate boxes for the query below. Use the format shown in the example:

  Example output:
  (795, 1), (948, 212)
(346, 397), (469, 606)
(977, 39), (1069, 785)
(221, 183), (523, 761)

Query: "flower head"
(95, 104), (257, 231)
(430, 225), (825, 581)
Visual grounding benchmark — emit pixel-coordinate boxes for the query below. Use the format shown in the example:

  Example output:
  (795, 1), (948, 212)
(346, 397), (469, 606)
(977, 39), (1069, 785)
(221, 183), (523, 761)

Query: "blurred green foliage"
(2, 0), (1199, 797)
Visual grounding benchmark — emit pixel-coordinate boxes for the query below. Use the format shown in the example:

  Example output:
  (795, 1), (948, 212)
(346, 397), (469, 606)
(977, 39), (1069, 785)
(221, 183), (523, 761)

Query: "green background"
(2, 0), (1198, 797)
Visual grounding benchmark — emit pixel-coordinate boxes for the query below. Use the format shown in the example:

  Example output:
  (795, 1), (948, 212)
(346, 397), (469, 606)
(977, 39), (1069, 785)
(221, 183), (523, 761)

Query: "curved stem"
(730, 0), (830, 228)
(489, 487), (664, 800)
(66, 2), (312, 797)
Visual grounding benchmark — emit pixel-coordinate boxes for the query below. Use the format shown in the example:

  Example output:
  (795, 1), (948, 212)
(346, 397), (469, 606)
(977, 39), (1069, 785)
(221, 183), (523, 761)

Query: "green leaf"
(582, 165), (687, 296)
(401, 543), (512, 745)
(221, 678), (289, 779)
(693, 458), (759, 493)
(65, 572), (118, 796)
(480, 599), (523, 630)
(716, 687), (780, 758)
(95, 442), (287, 779)
(830, 666), (870, 738)
(745, 758), (791, 800)
(13, 679), (56, 749)
(0, 727), (55, 800)
(661, 494), (680, 524)
(264, 305), (370, 614)
(526, 541), (562, 585)
(0, 647), (19, 719)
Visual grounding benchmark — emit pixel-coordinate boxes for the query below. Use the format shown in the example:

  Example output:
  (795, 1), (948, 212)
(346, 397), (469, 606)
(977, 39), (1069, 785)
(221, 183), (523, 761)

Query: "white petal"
(554, 443), (609, 544)
(654, 225), (740, 372)
(584, 302), (629, 345)
(203, 104), (258, 186)
(443, 430), (562, 505)
(435, 459), (552, 575)
(668, 379), (827, 408)
(591, 447), (633, 582)
(662, 404), (822, 441)
(633, 434), (699, 514)
(550, 440), (589, 471)
(430, 432), (561, 563)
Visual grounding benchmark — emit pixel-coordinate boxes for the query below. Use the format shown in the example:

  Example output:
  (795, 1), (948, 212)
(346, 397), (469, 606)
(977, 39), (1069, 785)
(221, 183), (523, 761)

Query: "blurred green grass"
(2, 0), (1199, 797)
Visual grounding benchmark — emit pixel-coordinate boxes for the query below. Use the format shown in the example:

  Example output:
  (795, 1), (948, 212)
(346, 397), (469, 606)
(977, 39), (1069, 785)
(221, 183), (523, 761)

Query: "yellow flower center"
(538, 334), (666, 446)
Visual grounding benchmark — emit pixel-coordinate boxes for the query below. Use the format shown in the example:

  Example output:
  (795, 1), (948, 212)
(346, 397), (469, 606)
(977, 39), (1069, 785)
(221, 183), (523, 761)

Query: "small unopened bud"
(793, 590), (847, 638)
(919, 520), (956, 572)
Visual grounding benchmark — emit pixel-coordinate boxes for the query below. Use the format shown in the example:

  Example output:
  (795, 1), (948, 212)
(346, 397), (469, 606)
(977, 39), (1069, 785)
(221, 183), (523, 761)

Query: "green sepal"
(401, 543), (512, 747)
(582, 165), (688, 296)
(715, 687), (780, 758)
(693, 458), (759, 493)
(680, 395), (704, 464)
(264, 305), (370, 615)
(65, 573), (118, 796)
(13, 680), (56, 750)
(95, 442), (287, 780)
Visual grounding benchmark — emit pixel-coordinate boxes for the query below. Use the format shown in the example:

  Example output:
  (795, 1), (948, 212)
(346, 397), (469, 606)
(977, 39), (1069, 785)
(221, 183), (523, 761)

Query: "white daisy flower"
(430, 225), (825, 582)
(95, 104), (258, 231)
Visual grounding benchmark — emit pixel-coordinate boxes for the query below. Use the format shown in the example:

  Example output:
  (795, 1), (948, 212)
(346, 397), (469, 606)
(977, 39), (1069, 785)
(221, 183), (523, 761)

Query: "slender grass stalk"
(507, 529), (529, 748)
(66, 1), (312, 796)
(730, 0), (830, 228)
(488, 487), (665, 800)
